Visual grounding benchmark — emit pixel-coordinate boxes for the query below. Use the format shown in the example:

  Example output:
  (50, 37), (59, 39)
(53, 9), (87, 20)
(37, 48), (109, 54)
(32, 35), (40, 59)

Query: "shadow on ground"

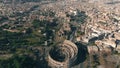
(72, 42), (88, 66)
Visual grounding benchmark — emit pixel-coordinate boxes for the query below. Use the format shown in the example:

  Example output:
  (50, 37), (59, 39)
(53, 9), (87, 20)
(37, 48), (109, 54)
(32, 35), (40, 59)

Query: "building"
(87, 46), (99, 53)
(47, 40), (78, 68)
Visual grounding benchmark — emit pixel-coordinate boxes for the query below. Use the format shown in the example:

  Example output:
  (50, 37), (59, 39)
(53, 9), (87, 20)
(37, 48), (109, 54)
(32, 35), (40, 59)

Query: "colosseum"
(48, 40), (78, 68)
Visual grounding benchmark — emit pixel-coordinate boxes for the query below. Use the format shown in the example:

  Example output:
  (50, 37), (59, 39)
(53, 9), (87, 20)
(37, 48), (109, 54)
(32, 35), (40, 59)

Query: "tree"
(26, 28), (33, 34)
